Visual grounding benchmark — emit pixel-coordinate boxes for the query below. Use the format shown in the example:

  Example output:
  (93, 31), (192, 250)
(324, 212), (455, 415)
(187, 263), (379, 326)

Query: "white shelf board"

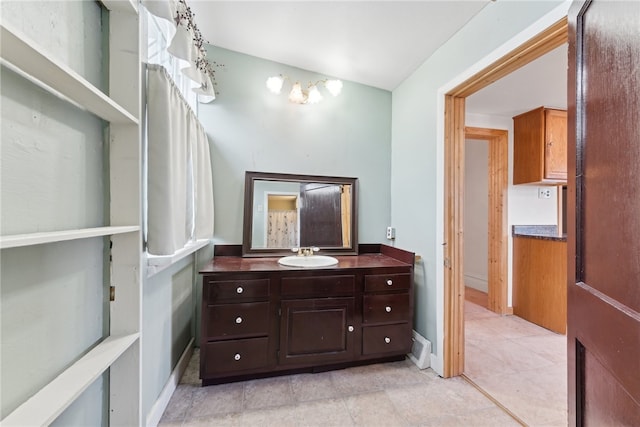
(100, 0), (138, 14)
(0, 22), (138, 125)
(0, 226), (140, 249)
(1, 333), (139, 427)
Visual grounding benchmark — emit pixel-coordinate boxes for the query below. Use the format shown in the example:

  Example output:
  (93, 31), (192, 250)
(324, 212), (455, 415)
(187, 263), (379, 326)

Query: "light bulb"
(266, 76), (284, 94)
(288, 82), (306, 104)
(325, 79), (343, 96)
(307, 85), (323, 104)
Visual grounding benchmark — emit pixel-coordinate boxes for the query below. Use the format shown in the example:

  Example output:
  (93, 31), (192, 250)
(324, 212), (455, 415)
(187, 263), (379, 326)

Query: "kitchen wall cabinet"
(513, 106), (567, 185)
(199, 244), (414, 385)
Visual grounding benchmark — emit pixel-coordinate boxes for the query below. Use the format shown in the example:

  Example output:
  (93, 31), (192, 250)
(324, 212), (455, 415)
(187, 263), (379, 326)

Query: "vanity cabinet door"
(279, 297), (356, 365)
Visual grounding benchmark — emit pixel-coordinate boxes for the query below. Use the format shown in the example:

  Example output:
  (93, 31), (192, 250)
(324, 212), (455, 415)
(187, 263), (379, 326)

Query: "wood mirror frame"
(242, 171), (358, 257)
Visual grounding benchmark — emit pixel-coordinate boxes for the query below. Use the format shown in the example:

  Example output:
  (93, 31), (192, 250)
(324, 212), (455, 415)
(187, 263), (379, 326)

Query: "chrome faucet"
(291, 246), (320, 256)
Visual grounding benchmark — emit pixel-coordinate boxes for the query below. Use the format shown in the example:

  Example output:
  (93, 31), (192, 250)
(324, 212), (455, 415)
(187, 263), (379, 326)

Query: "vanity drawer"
(281, 275), (355, 298)
(364, 273), (411, 292)
(206, 278), (270, 302)
(202, 337), (269, 375)
(206, 302), (270, 340)
(363, 293), (410, 324)
(362, 323), (412, 355)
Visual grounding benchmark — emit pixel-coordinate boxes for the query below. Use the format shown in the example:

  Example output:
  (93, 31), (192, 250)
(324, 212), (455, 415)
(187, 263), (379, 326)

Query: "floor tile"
(290, 371), (339, 402)
(295, 398), (355, 426)
(240, 404), (299, 426)
(187, 381), (244, 418)
(242, 376), (295, 410)
(344, 391), (408, 426)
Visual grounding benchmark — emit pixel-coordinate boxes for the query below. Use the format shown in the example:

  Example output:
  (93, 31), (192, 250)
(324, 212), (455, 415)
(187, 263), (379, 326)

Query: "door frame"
(464, 127), (509, 315)
(442, 17), (568, 377)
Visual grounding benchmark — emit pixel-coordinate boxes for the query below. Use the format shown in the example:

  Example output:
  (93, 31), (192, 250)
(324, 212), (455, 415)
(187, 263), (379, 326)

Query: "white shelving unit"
(1, 2), (143, 425)
(0, 226), (139, 249)
(1, 334), (139, 426)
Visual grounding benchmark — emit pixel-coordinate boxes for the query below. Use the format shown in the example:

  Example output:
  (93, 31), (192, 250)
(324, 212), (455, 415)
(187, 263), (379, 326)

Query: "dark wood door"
(279, 297), (355, 365)
(299, 183), (343, 246)
(568, 1), (640, 425)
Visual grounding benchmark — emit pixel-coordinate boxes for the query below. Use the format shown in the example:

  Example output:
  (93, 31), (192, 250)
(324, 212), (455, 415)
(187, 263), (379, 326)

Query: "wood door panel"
(569, 0), (640, 423)
(581, 343), (640, 426)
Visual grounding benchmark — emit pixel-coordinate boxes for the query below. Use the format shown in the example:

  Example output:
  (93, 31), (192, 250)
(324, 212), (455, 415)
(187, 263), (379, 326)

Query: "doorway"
(442, 17), (568, 377)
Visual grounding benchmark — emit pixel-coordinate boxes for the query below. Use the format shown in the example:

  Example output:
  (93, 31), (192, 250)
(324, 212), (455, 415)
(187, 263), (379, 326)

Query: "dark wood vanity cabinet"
(199, 244), (414, 385)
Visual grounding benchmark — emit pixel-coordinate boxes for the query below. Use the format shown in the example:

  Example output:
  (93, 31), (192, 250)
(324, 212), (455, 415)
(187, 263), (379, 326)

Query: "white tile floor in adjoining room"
(464, 300), (568, 426)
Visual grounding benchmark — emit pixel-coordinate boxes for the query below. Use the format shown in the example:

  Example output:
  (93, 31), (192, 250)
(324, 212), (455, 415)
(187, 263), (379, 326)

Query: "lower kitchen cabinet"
(199, 244), (414, 385)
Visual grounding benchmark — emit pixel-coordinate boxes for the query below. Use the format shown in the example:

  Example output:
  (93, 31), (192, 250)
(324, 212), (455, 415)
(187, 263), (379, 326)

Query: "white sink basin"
(278, 255), (338, 268)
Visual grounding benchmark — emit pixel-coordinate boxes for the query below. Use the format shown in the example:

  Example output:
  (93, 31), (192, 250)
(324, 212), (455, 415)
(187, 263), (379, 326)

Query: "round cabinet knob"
(235, 317), (243, 324)
(234, 353), (241, 361)
(384, 337), (391, 344)
(348, 325), (354, 332)
(386, 279), (393, 286)
(385, 306), (392, 313)
(236, 286), (243, 294)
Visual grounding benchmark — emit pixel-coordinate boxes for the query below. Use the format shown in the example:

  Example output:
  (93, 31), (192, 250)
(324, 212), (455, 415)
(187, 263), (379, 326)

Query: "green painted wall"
(198, 46), (393, 247)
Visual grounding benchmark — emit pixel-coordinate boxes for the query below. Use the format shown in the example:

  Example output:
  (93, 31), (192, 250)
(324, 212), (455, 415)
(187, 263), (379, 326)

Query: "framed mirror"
(242, 171), (358, 257)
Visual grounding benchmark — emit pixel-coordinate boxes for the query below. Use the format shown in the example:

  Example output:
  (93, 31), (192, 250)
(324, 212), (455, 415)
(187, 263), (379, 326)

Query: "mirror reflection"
(242, 172), (358, 257)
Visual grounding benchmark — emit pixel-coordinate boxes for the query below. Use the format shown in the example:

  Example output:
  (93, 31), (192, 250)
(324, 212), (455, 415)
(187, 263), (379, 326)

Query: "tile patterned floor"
(159, 349), (520, 426)
(464, 301), (568, 426)
(159, 302), (567, 426)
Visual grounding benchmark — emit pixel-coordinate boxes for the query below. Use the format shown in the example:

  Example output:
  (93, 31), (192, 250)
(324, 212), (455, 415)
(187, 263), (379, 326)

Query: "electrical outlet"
(538, 187), (552, 199)
(386, 226), (396, 240)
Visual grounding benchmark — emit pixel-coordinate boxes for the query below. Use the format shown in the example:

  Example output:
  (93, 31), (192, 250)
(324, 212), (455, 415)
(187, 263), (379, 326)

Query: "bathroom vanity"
(199, 244), (414, 385)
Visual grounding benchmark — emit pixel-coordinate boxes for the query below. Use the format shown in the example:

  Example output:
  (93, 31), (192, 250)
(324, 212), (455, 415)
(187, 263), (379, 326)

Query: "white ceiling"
(188, 1), (567, 115)
(189, 1), (491, 91)
(466, 44), (568, 117)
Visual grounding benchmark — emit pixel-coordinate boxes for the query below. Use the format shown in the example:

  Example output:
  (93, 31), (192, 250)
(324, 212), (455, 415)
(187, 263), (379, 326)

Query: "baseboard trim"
(146, 338), (195, 427)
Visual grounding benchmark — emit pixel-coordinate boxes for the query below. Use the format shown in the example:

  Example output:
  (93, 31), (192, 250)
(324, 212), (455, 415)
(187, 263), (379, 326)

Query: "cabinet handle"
(235, 317), (243, 324)
(386, 279), (393, 286)
(236, 286), (243, 294)
(234, 353), (241, 361)
(384, 337), (391, 344)
(348, 325), (354, 332)
(385, 306), (392, 313)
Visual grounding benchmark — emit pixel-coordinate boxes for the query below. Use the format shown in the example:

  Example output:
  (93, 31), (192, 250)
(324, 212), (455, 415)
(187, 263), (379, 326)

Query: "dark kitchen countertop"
(512, 225), (567, 242)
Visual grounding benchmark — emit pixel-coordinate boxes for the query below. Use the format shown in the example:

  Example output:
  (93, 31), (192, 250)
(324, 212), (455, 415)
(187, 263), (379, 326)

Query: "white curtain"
(142, 0), (216, 103)
(147, 64), (214, 255)
(267, 211), (298, 248)
(193, 119), (214, 239)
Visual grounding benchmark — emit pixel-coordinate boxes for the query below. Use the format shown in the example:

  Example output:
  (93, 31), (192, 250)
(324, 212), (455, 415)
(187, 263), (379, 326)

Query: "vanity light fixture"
(266, 74), (343, 105)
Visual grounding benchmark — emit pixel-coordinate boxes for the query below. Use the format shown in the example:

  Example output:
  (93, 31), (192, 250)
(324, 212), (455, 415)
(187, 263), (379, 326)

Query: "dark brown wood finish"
(299, 182), (343, 246)
(200, 244), (414, 385)
(568, 1), (640, 424)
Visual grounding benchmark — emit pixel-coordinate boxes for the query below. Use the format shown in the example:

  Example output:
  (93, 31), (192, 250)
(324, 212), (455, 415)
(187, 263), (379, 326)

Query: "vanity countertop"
(200, 244), (414, 274)
(512, 225), (566, 242)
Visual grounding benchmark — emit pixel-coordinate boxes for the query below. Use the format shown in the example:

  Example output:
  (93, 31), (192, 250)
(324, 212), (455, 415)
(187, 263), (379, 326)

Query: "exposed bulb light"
(325, 79), (343, 97)
(288, 82), (306, 104)
(306, 84), (323, 104)
(266, 74), (342, 105)
(266, 75), (284, 94)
